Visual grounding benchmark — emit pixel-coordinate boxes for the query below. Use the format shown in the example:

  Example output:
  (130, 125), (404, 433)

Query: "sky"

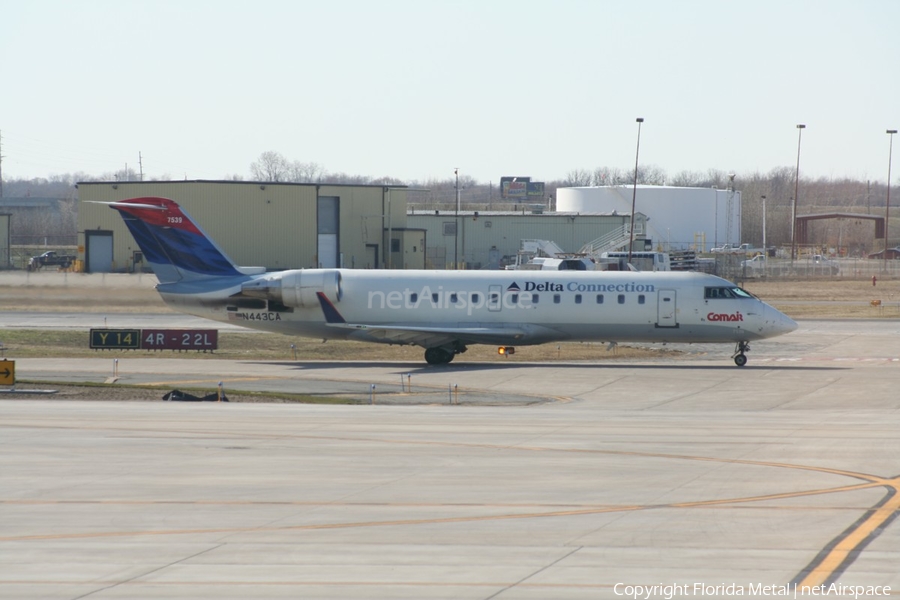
(2, 0), (899, 185)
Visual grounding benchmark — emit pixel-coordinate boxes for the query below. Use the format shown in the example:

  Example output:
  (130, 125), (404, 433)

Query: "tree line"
(1, 150), (894, 251)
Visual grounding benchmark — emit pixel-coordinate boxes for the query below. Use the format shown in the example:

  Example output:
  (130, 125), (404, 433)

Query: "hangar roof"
(76, 179), (407, 189)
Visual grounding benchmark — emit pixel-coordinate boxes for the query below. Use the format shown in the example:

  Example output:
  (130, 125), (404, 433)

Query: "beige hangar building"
(407, 209), (646, 269)
(76, 180), (423, 273)
(77, 180), (644, 273)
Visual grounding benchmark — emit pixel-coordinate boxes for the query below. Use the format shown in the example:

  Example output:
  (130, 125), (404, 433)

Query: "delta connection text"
(367, 281), (656, 314)
(613, 582), (891, 599)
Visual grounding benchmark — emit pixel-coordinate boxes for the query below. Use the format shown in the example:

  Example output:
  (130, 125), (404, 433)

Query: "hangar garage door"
(86, 231), (113, 273)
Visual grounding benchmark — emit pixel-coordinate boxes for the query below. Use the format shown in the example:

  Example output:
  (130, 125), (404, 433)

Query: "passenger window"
(618, 294), (625, 304)
(409, 293), (418, 303)
(532, 294), (540, 304)
(553, 294), (561, 304)
(638, 295), (645, 304)
(450, 293), (458, 303)
(432, 293), (439, 303)
(575, 294), (582, 304)
(510, 293), (518, 304)
(471, 293), (479, 303)
(596, 294), (604, 304)
(490, 293), (499, 303)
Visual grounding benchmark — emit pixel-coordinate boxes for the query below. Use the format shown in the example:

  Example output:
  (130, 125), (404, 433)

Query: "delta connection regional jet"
(104, 197), (797, 366)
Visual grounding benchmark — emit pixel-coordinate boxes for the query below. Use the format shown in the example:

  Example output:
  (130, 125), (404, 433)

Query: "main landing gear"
(732, 341), (750, 367)
(424, 343), (468, 365)
(424, 348), (454, 365)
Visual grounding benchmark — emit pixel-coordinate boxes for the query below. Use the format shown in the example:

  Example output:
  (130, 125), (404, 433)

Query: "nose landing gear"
(732, 341), (750, 367)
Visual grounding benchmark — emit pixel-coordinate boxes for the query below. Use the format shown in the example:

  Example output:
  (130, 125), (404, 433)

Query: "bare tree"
(637, 165), (667, 185)
(592, 167), (628, 185)
(563, 169), (593, 187)
(322, 172), (372, 185)
(669, 170), (706, 187)
(289, 161), (325, 183)
(250, 151), (290, 182)
(370, 176), (408, 186)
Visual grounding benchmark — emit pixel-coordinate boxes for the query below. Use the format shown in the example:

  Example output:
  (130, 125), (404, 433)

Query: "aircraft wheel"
(734, 353), (747, 367)
(425, 348), (454, 365)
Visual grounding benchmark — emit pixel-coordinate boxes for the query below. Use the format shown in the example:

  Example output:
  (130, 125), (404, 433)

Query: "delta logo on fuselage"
(509, 281), (656, 293)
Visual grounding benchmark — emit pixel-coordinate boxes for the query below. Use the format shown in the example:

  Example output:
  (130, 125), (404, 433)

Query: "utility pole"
(0, 129), (4, 199)
(139, 151), (143, 181)
(886, 129), (897, 272)
(627, 118), (644, 264)
(454, 168), (460, 269)
(791, 124), (806, 262)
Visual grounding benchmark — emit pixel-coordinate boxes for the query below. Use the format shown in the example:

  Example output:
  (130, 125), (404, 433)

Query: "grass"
(742, 278), (900, 318)
(0, 328), (671, 362)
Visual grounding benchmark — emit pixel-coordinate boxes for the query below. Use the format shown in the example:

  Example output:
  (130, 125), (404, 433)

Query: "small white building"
(556, 185), (741, 252)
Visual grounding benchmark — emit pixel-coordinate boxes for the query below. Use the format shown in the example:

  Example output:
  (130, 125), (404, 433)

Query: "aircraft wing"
(324, 322), (526, 348)
(315, 291), (526, 347)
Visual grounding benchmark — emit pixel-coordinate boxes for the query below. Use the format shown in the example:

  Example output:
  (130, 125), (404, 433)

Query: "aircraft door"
(488, 284), (502, 312)
(657, 289), (677, 327)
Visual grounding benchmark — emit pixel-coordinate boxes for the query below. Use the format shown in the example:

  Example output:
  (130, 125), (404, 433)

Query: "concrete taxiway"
(2, 319), (899, 599)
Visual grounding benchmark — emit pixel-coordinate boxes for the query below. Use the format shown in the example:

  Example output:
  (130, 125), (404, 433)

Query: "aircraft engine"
(240, 269), (342, 308)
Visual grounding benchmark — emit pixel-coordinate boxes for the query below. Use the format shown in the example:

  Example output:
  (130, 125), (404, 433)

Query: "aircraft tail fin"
(104, 197), (249, 284)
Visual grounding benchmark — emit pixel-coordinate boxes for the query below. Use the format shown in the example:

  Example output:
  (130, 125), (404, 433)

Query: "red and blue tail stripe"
(109, 197), (242, 282)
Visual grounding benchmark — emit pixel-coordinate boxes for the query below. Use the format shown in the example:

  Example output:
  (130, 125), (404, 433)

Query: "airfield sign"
(90, 329), (141, 350)
(89, 329), (218, 351)
(0, 359), (14, 386)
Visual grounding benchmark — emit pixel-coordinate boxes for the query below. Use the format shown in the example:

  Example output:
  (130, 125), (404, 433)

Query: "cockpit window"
(705, 287), (730, 299)
(705, 286), (756, 299)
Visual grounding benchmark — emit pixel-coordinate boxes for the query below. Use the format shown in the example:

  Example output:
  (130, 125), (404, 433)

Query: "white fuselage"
(158, 269), (796, 348)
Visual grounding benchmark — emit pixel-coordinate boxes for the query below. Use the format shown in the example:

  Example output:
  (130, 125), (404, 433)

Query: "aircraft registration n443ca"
(103, 197), (797, 367)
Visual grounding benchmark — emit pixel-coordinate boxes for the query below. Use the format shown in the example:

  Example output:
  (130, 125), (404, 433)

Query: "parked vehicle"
(27, 251), (76, 271)
(711, 243), (755, 254)
(740, 254), (767, 271)
(867, 247), (900, 260)
(741, 253), (839, 277)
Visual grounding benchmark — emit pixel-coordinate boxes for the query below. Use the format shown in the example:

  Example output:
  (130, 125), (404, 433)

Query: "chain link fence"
(718, 254), (900, 283)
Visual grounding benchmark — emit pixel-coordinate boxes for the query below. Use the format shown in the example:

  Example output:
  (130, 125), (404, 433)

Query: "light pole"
(627, 117), (644, 264)
(791, 124), (806, 261)
(454, 168), (460, 269)
(761, 195), (767, 254)
(885, 129), (897, 272)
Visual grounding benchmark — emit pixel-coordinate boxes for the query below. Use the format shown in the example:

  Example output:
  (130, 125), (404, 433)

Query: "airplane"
(103, 197), (797, 367)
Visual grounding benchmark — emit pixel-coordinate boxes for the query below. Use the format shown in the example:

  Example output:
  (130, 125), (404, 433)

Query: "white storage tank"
(557, 185), (741, 252)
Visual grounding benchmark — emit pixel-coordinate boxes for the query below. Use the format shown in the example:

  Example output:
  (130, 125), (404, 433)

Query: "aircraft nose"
(768, 306), (798, 336)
